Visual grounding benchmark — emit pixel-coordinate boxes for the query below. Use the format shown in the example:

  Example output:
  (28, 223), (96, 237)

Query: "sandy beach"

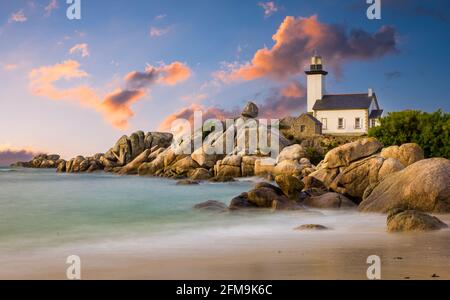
(1, 212), (449, 280)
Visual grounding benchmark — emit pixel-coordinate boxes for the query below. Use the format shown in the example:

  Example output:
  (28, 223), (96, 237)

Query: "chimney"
(368, 88), (373, 97)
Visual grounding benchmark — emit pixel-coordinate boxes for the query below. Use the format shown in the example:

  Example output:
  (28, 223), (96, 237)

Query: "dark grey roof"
(313, 93), (374, 110)
(301, 113), (322, 125)
(369, 109), (383, 119)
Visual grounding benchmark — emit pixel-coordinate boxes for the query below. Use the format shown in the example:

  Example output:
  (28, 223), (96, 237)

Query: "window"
(370, 119), (376, 128)
(338, 118), (345, 129)
(300, 125), (306, 133)
(355, 118), (361, 129)
(321, 118), (327, 130)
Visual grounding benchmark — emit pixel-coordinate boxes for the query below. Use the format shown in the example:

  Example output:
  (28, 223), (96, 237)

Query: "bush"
(305, 147), (324, 165)
(368, 110), (450, 158)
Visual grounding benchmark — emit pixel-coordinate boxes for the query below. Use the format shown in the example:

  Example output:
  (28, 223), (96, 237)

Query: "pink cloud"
(150, 26), (171, 37)
(259, 2), (278, 17)
(45, 0), (58, 17)
(69, 43), (90, 58)
(218, 15), (398, 81)
(29, 60), (192, 130)
(0, 145), (42, 165)
(9, 10), (27, 23)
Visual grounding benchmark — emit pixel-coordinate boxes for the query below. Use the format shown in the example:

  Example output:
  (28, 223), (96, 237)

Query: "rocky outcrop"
(188, 168), (212, 180)
(215, 155), (242, 178)
(229, 182), (302, 211)
(108, 131), (173, 167)
(11, 154), (63, 169)
(306, 138), (409, 200)
(176, 179), (199, 185)
(116, 148), (152, 175)
(380, 143), (424, 167)
(387, 209), (448, 232)
(275, 174), (304, 199)
(303, 192), (356, 209)
(277, 144), (306, 163)
(194, 200), (228, 212)
(359, 158), (450, 213)
(323, 138), (382, 168)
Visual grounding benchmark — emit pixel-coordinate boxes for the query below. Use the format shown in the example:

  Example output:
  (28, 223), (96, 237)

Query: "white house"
(305, 55), (383, 135)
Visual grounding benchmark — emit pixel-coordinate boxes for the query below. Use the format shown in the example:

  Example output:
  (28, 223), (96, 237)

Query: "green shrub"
(305, 147), (324, 165)
(368, 110), (450, 158)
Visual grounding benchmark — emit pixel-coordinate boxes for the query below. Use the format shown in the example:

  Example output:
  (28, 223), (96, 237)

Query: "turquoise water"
(0, 167), (253, 252)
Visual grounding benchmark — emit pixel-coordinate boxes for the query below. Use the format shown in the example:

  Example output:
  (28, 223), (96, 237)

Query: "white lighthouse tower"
(305, 55), (328, 114)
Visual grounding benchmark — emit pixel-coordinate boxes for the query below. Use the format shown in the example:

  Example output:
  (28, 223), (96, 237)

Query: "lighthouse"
(305, 55), (328, 114)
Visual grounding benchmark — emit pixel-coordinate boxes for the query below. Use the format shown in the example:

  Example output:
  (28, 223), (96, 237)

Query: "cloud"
(0, 146), (41, 165)
(217, 15), (398, 81)
(69, 43), (90, 58)
(181, 93), (208, 103)
(2, 63), (19, 71)
(258, 81), (306, 118)
(158, 104), (238, 131)
(150, 26), (171, 37)
(259, 2), (278, 17)
(385, 71), (402, 80)
(29, 60), (191, 130)
(154, 14), (167, 20)
(45, 0), (59, 17)
(100, 89), (147, 129)
(9, 10), (27, 23)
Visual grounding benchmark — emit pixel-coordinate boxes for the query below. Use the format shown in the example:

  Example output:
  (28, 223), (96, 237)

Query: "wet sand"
(1, 213), (449, 280)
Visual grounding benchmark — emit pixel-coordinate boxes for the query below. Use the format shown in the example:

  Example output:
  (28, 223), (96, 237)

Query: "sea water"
(0, 166), (390, 253)
(1, 167), (450, 279)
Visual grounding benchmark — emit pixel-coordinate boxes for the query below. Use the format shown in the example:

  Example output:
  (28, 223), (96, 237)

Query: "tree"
(369, 110), (450, 158)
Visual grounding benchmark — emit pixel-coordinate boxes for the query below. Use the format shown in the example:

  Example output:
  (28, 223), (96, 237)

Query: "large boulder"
(57, 160), (66, 172)
(241, 101), (259, 118)
(309, 155), (404, 200)
(117, 148), (151, 175)
(275, 174), (304, 199)
(254, 158), (276, 176)
(194, 200), (228, 212)
(329, 156), (385, 198)
(170, 156), (199, 176)
(303, 192), (356, 209)
(129, 131), (146, 160)
(380, 143), (424, 167)
(359, 158), (450, 213)
(216, 165), (241, 178)
(112, 135), (132, 166)
(387, 209), (448, 232)
(377, 157), (405, 181)
(188, 168), (213, 180)
(191, 147), (218, 169)
(273, 160), (303, 177)
(47, 154), (60, 161)
(323, 138), (382, 168)
(229, 182), (300, 211)
(277, 144), (306, 163)
(229, 193), (258, 210)
(241, 156), (257, 177)
(138, 149), (170, 176)
(308, 168), (339, 188)
(148, 132), (173, 149)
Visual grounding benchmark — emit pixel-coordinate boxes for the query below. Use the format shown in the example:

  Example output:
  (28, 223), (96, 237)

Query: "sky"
(1, 0), (449, 163)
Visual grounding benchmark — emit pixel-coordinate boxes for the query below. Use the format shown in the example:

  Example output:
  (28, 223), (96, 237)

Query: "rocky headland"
(12, 102), (450, 233)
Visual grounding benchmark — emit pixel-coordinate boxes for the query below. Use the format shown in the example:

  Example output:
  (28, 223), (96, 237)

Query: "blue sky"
(0, 0), (449, 161)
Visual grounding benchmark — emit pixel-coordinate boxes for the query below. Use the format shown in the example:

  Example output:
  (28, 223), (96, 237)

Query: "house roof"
(369, 109), (384, 119)
(313, 93), (375, 110)
(300, 113), (322, 125)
